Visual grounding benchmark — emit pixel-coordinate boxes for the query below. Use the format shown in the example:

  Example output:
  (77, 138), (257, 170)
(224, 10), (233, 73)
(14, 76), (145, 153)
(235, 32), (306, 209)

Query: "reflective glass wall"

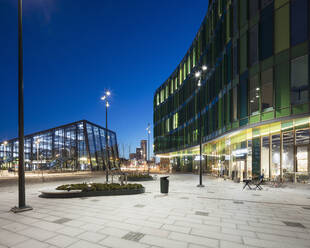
(0, 120), (119, 172)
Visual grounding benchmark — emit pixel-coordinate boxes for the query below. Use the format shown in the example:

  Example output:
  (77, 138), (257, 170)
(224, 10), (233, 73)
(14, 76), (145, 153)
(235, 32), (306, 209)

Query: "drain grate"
(195, 211), (209, 216)
(134, 204), (145, 208)
(79, 198), (88, 200)
(252, 194), (261, 196)
(283, 221), (306, 228)
(208, 191), (215, 194)
(122, 232), (145, 242)
(180, 197), (189, 199)
(53, 218), (72, 224)
(91, 199), (100, 202)
(233, 201), (244, 204)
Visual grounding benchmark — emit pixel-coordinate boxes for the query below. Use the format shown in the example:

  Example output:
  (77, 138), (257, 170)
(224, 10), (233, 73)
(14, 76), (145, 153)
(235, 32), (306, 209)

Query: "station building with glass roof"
(0, 120), (119, 172)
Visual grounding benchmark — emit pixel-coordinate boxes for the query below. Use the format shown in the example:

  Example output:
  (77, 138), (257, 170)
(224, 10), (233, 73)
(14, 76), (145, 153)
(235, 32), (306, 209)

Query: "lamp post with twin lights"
(195, 65), (208, 188)
(101, 91), (111, 182)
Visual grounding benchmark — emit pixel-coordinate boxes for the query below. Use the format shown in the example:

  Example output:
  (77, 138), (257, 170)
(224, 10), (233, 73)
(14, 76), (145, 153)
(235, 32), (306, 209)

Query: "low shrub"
(127, 174), (153, 180)
(56, 182), (143, 192)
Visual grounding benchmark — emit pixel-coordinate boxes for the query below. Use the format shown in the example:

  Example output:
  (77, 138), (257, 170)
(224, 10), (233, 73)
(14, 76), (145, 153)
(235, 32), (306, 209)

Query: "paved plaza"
(0, 174), (310, 248)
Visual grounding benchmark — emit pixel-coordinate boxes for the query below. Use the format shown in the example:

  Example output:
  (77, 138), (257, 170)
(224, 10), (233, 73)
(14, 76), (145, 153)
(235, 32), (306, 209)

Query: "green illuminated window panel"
(261, 68), (274, 111)
(291, 55), (309, 105)
(274, 4), (289, 54)
(275, 60), (290, 112)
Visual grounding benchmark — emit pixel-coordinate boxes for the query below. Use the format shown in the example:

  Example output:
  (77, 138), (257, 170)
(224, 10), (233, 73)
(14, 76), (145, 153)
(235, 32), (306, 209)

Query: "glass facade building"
(154, 0), (310, 181)
(0, 120), (119, 172)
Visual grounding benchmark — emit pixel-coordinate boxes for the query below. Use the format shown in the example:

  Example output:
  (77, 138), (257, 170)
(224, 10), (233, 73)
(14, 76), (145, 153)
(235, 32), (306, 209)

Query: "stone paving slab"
(0, 174), (310, 248)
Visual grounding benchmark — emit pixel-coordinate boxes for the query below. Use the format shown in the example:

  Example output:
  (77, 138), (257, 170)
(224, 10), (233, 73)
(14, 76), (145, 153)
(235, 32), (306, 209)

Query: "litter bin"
(160, 176), (169, 193)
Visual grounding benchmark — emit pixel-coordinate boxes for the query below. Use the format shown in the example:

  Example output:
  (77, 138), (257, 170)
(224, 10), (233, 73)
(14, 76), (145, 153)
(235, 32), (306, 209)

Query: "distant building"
(129, 153), (136, 160)
(136, 148), (143, 160)
(141, 140), (147, 161)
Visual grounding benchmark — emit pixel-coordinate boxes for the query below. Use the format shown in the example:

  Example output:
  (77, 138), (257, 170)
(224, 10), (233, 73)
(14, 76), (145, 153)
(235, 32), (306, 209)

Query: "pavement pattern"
(0, 174), (310, 248)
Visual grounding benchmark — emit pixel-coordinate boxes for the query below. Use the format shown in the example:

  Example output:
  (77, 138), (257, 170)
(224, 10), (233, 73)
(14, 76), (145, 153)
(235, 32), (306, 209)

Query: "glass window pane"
(283, 132), (294, 176)
(261, 0), (274, 9)
(240, 33), (248, 74)
(249, 0), (259, 19)
(274, 4), (290, 54)
(249, 25), (258, 66)
(260, 4), (274, 60)
(239, 78), (248, 118)
(261, 69), (273, 111)
(261, 136), (270, 178)
(249, 75), (260, 114)
(291, 55), (309, 105)
(291, 0), (308, 46)
(271, 134), (281, 179)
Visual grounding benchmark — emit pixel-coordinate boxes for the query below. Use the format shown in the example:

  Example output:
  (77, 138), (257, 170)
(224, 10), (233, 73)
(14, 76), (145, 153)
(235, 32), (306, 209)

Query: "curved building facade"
(154, 0), (310, 181)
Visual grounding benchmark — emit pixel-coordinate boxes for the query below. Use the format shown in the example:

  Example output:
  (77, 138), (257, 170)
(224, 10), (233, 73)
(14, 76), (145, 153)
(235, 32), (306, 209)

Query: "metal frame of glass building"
(0, 120), (119, 172)
(154, 0), (310, 181)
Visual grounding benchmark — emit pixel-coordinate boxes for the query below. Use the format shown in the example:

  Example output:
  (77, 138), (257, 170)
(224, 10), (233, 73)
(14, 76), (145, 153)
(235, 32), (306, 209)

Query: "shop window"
(249, 75), (260, 115)
(271, 134), (281, 179)
(291, 0), (308, 47)
(282, 132), (294, 175)
(296, 129), (310, 172)
(291, 55), (309, 105)
(261, 136), (270, 178)
(240, 33), (248, 74)
(249, 25), (258, 66)
(259, 4), (274, 60)
(274, 3), (290, 54)
(261, 68), (273, 111)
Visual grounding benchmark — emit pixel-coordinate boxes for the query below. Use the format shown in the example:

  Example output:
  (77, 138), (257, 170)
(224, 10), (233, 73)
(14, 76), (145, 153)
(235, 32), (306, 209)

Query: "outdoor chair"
(242, 179), (252, 190)
(254, 179), (263, 190)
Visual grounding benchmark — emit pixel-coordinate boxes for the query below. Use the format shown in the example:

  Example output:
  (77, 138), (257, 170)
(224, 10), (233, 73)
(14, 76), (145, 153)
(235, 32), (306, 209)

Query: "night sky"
(0, 0), (208, 158)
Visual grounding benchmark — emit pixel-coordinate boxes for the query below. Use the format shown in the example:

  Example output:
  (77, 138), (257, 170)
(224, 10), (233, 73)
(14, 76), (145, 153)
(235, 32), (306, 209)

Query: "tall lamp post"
(146, 124), (151, 174)
(195, 65), (208, 188)
(11, 0), (32, 213)
(101, 91), (111, 183)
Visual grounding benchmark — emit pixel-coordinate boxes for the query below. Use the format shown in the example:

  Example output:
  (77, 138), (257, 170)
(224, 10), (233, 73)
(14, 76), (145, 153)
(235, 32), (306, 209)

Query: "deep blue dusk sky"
(0, 0), (208, 158)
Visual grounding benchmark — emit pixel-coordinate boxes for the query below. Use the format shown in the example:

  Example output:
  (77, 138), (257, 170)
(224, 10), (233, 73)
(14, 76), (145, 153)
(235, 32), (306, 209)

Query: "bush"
(127, 174), (153, 180)
(56, 183), (143, 192)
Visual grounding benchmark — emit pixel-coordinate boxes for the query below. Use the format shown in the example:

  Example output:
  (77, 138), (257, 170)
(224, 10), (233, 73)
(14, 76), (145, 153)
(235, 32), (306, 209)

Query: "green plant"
(56, 183), (143, 192)
(127, 174), (153, 180)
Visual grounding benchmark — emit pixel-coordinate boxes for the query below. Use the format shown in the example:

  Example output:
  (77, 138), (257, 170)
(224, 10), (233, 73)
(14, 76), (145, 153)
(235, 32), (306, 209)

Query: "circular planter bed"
(39, 183), (145, 198)
(126, 175), (154, 182)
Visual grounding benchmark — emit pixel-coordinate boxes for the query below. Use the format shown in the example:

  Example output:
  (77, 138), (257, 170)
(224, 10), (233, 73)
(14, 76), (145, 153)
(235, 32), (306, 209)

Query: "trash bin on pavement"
(160, 176), (169, 193)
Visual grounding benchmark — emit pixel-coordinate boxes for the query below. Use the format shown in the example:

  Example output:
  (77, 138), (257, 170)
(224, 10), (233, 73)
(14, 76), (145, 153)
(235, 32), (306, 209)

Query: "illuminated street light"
(11, 0), (32, 213)
(195, 65), (208, 188)
(101, 91), (112, 182)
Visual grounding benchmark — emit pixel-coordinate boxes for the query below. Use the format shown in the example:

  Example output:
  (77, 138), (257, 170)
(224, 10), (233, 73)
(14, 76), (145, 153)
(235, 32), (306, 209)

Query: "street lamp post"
(196, 65), (207, 188)
(101, 91), (111, 183)
(11, 0), (32, 213)
(146, 124), (151, 175)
